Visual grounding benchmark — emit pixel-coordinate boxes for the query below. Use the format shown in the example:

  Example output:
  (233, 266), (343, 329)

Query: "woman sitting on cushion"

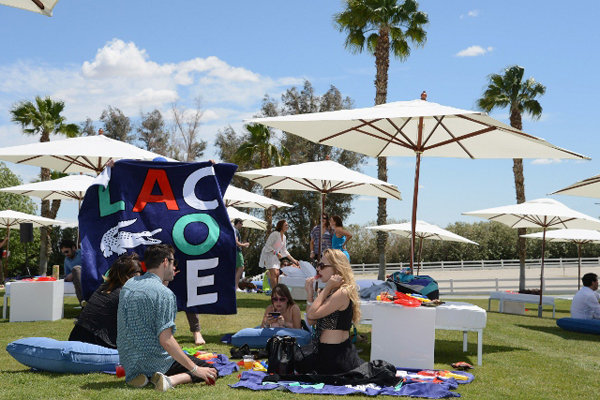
(298, 248), (365, 375)
(260, 283), (302, 329)
(68, 253), (142, 348)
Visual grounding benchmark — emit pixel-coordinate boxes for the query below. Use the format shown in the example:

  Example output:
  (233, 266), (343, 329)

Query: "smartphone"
(269, 312), (281, 318)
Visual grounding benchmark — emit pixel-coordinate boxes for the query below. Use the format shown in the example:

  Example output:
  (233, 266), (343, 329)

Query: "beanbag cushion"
(6, 337), (120, 373)
(299, 261), (317, 278)
(281, 266), (305, 277)
(231, 327), (312, 349)
(556, 318), (600, 335)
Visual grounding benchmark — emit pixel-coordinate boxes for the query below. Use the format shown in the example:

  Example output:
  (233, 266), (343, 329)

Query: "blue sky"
(1, 1), (599, 229)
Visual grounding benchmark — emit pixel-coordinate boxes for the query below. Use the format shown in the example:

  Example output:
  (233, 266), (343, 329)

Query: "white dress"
(259, 231), (290, 270)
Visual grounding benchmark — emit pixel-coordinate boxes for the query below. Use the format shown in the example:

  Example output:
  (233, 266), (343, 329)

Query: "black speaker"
(20, 223), (34, 243)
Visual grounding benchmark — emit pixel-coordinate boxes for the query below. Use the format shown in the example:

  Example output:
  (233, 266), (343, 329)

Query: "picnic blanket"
(231, 368), (473, 398)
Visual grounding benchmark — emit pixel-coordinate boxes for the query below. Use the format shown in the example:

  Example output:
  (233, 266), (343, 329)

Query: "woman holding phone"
(260, 284), (301, 329)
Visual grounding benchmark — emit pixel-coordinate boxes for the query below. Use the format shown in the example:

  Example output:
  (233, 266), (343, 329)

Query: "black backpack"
(266, 335), (297, 375)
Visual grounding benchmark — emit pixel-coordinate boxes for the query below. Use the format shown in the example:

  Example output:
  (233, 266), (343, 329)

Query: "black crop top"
(315, 300), (353, 337)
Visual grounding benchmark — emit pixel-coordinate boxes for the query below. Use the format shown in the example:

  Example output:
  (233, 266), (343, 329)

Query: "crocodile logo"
(100, 218), (162, 258)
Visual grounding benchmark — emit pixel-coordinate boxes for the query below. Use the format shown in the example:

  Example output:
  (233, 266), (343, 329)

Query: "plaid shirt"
(311, 225), (334, 255)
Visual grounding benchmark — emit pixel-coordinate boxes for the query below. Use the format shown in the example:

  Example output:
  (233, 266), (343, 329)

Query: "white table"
(370, 302), (436, 369)
(3, 281), (75, 319)
(8, 280), (64, 322)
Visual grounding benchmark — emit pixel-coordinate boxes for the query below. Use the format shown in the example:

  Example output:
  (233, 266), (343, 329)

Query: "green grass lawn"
(1, 290), (599, 399)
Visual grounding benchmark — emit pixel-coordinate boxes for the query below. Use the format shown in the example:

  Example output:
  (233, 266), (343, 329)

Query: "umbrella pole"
(577, 243), (582, 290)
(410, 151), (423, 274)
(77, 199), (81, 247)
(319, 193), (325, 262)
(417, 237), (424, 275)
(538, 227), (547, 318)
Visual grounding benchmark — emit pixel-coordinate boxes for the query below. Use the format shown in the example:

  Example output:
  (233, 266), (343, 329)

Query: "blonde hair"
(323, 248), (361, 324)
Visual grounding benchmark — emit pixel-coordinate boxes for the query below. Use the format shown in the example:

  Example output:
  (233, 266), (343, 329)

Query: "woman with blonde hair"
(298, 248), (364, 374)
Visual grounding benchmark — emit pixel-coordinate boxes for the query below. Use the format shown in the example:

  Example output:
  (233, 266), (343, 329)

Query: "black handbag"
(266, 335), (297, 375)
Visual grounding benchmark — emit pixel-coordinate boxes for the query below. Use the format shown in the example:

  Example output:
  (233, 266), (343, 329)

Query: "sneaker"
(236, 288), (244, 292)
(151, 372), (173, 392)
(127, 374), (149, 388)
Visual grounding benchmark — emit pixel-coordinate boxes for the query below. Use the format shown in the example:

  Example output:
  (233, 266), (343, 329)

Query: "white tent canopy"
(227, 207), (266, 231)
(0, 0), (58, 16)
(224, 186), (292, 209)
(0, 135), (177, 174)
(0, 174), (94, 201)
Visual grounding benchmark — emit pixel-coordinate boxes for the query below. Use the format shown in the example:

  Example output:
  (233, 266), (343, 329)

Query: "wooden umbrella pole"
(410, 116), (425, 274)
(538, 227), (547, 318)
(319, 193), (325, 261)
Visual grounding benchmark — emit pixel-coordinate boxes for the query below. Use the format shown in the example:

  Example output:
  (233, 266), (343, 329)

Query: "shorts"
(236, 251), (244, 268)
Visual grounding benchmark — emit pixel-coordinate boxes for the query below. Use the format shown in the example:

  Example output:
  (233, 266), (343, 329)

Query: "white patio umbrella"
(237, 159), (401, 257)
(0, 174), (94, 202)
(550, 173), (600, 199)
(227, 207), (267, 231)
(224, 186), (292, 209)
(0, 135), (176, 174)
(521, 229), (600, 290)
(463, 198), (600, 316)
(0, 0), (58, 16)
(367, 220), (478, 275)
(247, 97), (589, 272)
(0, 210), (64, 272)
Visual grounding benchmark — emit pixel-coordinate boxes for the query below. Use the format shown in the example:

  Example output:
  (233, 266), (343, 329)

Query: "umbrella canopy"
(224, 186), (292, 209)
(463, 198), (600, 316)
(248, 98), (589, 271)
(367, 220), (478, 274)
(550, 173), (600, 199)
(521, 228), (600, 290)
(0, 174), (94, 201)
(0, 209), (64, 229)
(227, 207), (266, 231)
(0, 0), (58, 16)
(237, 159), (401, 257)
(0, 135), (176, 174)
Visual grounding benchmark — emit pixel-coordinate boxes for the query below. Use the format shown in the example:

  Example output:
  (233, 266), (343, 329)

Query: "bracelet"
(189, 365), (198, 374)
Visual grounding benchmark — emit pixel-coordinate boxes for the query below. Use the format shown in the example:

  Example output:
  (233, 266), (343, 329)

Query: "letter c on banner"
(183, 166), (219, 210)
(173, 213), (220, 256)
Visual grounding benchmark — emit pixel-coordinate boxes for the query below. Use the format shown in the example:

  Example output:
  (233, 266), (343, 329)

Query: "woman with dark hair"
(259, 219), (299, 289)
(310, 213), (334, 260)
(330, 215), (352, 261)
(260, 283), (301, 329)
(68, 253), (142, 348)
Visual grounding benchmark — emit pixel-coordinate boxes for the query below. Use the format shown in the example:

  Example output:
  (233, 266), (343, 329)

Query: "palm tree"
(476, 65), (546, 292)
(335, 0), (428, 280)
(10, 96), (79, 275)
(233, 124), (290, 235)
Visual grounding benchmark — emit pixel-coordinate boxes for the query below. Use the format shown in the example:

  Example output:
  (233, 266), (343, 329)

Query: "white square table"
(8, 280), (64, 322)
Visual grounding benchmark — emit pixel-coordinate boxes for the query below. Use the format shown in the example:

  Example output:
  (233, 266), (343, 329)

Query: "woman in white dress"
(259, 219), (299, 289)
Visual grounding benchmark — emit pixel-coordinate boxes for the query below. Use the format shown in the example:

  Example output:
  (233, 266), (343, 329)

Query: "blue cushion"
(557, 318), (600, 335)
(6, 337), (120, 374)
(231, 328), (312, 349)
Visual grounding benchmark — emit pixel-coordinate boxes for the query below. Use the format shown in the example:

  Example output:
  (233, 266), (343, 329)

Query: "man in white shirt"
(571, 273), (600, 320)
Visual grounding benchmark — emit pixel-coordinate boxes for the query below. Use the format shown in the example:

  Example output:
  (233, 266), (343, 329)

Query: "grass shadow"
(434, 339), (525, 365)
(235, 298), (272, 309)
(516, 324), (600, 342)
(81, 381), (128, 390)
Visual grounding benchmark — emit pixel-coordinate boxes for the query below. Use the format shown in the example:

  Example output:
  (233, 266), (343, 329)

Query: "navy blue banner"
(79, 160), (238, 314)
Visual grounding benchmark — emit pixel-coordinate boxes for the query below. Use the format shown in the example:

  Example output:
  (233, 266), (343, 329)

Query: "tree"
(9, 96), (79, 275)
(233, 123), (290, 236)
(170, 98), (208, 162)
(100, 106), (134, 143)
(476, 65), (546, 292)
(80, 117), (96, 136)
(335, 0), (428, 279)
(138, 109), (170, 156)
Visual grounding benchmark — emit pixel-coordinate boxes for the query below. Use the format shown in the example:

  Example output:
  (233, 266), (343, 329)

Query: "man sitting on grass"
(117, 244), (218, 391)
(571, 272), (600, 320)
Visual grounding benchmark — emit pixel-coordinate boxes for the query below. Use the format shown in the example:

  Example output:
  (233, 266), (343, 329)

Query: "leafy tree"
(9, 96), (79, 274)
(138, 109), (170, 156)
(100, 106), (134, 143)
(476, 65), (546, 291)
(335, 0), (428, 279)
(80, 117), (96, 136)
(170, 98), (207, 162)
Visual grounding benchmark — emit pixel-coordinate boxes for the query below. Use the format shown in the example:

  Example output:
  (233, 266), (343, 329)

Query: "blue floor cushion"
(556, 318), (600, 335)
(232, 327), (312, 349)
(6, 337), (120, 373)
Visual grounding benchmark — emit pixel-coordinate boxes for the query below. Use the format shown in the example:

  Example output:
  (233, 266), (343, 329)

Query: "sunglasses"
(316, 262), (331, 270)
(271, 297), (288, 302)
(167, 258), (179, 267)
(62, 250), (71, 255)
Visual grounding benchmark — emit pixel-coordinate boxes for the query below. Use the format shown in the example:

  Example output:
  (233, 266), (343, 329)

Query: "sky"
(1, 1), (600, 229)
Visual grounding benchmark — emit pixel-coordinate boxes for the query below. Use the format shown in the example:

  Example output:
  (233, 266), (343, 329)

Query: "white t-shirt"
(570, 286), (600, 320)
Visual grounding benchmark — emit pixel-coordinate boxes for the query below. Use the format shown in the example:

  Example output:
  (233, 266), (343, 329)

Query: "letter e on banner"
(187, 258), (219, 307)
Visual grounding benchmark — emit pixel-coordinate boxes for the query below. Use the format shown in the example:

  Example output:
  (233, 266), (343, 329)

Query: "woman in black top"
(299, 248), (365, 374)
(68, 253), (141, 348)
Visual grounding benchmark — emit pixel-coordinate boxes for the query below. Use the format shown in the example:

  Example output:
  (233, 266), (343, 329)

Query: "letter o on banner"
(173, 213), (220, 256)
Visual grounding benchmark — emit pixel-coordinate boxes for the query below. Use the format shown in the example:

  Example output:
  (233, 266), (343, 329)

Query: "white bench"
(488, 291), (555, 318)
(2, 281), (76, 319)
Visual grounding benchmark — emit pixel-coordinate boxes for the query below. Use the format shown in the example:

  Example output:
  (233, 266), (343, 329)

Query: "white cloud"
(531, 158), (562, 165)
(455, 46), (494, 57)
(468, 10), (479, 17)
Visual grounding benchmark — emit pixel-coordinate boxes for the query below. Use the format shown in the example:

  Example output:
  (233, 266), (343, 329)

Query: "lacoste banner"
(79, 159), (238, 315)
